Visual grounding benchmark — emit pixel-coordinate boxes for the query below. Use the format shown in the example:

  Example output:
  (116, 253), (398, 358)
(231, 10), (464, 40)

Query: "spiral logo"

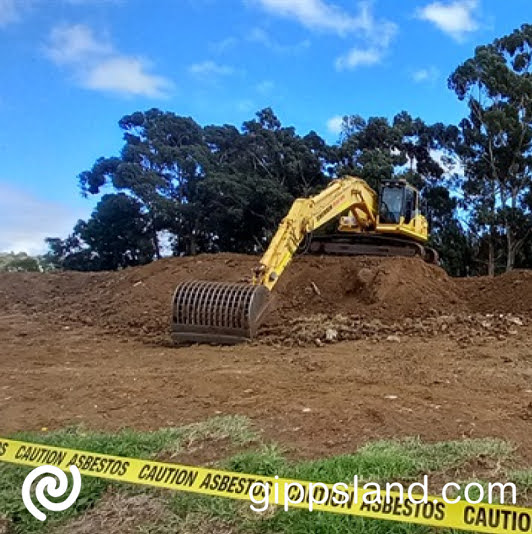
(21, 465), (82, 521)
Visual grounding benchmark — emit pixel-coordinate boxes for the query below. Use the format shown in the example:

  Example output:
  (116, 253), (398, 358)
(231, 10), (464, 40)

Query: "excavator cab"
(377, 181), (428, 241)
(378, 181), (419, 225)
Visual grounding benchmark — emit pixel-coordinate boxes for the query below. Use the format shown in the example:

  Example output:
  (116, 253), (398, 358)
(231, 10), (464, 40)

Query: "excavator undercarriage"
(308, 233), (439, 264)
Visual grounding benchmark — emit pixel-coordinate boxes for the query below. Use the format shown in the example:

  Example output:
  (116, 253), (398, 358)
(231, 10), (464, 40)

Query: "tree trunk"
(152, 232), (161, 260)
(188, 219), (200, 256)
(487, 181), (496, 277)
(505, 225), (515, 272)
(189, 235), (197, 256)
(505, 189), (519, 272)
(487, 232), (495, 277)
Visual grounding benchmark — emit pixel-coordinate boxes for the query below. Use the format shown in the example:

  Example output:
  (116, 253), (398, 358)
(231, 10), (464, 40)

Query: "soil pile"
(458, 270), (532, 315)
(0, 254), (256, 341)
(270, 255), (463, 322)
(0, 253), (529, 344)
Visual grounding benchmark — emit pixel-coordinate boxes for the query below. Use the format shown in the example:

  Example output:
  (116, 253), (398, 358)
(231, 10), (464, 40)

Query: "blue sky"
(0, 0), (529, 253)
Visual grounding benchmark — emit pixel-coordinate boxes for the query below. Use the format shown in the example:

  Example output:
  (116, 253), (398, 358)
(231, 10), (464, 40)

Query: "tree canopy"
(45, 25), (532, 277)
(449, 23), (532, 274)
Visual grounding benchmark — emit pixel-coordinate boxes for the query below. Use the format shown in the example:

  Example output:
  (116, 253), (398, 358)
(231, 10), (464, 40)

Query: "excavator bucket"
(171, 281), (271, 345)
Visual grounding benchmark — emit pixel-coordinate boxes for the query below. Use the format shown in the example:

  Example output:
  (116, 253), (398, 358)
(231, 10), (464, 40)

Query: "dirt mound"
(0, 254), (257, 342)
(2, 253), (529, 344)
(0, 254), (465, 342)
(458, 270), (532, 315)
(270, 255), (463, 322)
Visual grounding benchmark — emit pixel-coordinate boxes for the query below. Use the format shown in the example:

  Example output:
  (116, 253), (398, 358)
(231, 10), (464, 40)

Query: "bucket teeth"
(171, 281), (270, 345)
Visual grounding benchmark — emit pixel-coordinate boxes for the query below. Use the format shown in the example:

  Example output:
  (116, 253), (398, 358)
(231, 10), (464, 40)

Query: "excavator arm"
(171, 176), (379, 344)
(254, 176), (378, 290)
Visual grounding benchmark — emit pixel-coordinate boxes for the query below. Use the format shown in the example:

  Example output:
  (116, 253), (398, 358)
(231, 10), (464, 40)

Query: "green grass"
(0, 416), (256, 533)
(222, 436), (512, 485)
(0, 425), (179, 534)
(164, 414), (258, 455)
(290, 438), (513, 484)
(510, 469), (532, 488)
(0, 419), (528, 534)
(172, 437), (517, 534)
(509, 469), (532, 502)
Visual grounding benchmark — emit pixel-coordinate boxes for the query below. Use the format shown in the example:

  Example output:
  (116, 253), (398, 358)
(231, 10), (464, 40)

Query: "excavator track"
(171, 281), (270, 345)
(308, 234), (439, 264)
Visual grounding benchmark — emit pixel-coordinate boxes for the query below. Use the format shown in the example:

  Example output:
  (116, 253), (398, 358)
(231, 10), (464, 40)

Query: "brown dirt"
(0, 254), (531, 465)
(0, 254), (470, 344)
(49, 490), (184, 534)
(0, 314), (531, 459)
(457, 269), (532, 315)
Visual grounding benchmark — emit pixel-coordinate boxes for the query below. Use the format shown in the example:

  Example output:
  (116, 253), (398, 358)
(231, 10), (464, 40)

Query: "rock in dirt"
(325, 328), (338, 342)
(386, 335), (401, 343)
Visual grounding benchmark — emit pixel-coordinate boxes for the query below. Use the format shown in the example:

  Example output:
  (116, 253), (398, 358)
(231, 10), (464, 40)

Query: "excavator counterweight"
(171, 176), (437, 345)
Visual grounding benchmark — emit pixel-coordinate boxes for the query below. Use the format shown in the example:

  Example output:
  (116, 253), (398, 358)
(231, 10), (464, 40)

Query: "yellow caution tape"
(0, 437), (531, 533)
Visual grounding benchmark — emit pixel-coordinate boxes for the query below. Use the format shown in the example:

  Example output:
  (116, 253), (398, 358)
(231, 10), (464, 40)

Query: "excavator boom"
(253, 177), (377, 290)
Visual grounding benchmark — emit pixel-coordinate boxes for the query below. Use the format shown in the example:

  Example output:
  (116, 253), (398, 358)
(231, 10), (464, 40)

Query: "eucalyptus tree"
(449, 24), (532, 272)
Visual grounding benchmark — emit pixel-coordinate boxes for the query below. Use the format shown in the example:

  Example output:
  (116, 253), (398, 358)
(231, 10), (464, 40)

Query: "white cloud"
(46, 24), (112, 64)
(0, 0), (24, 27)
(335, 48), (382, 70)
(85, 57), (172, 98)
(252, 0), (371, 36)
(0, 0), (119, 28)
(189, 60), (234, 77)
(209, 36), (238, 54)
(335, 8), (398, 71)
(247, 27), (310, 54)
(327, 115), (344, 135)
(237, 99), (255, 113)
(0, 183), (91, 255)
(256, 80), (275, 94)
(416, 0), (479, 41)
(250, 0), (397, 70)
(412, 69), (430, 82)
(45, 24), (172, 98)
(412, 66), (440, 83)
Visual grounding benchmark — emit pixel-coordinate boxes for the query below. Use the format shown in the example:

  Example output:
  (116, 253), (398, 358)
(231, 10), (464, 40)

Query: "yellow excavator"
(171, 176), (437, 345)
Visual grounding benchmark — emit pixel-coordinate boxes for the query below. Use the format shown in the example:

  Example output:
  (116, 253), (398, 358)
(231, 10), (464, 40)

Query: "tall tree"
(449, 24), (532, 273)
(46, 194), (155, 271)
(200, 108), (329, 252)
(79, 109), (211, 256)
(74, 108), (329, 258)
(335, 111), (455, 190)
(424, 185), (475, 276)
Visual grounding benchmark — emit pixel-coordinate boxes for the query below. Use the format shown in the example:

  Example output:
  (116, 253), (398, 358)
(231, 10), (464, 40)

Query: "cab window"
(380, 186), (403, 224)
(404, 187), (415, 224)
